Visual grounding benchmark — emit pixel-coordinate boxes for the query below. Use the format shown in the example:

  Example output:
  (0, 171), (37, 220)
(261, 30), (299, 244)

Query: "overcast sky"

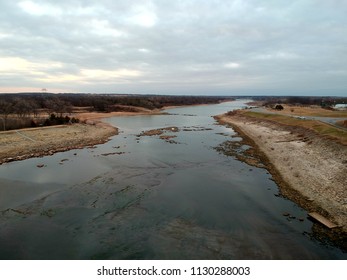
(0, 0), (346, 96)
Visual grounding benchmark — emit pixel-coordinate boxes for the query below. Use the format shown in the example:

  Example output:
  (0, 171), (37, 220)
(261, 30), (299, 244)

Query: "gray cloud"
(0, 0), (346, 95)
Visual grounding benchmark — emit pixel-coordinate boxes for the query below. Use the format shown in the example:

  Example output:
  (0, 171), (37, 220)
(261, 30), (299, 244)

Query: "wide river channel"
(0, 100), (345, 259)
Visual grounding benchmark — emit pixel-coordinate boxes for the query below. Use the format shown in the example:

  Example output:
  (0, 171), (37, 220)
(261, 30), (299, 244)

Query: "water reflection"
(0, 100), (345, 259)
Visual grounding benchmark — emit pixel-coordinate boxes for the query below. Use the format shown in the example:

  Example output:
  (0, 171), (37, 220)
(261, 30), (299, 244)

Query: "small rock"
(37, 164), (45, 168)
(282, 212), (290, 217)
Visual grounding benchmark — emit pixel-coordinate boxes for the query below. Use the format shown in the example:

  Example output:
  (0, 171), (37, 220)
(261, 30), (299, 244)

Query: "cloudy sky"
(0, 0), (346, 96)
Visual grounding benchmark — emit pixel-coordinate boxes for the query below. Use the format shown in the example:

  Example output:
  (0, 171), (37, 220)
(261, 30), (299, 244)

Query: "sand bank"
(0, 107), (167, 165)
(0, 123), (117, 164)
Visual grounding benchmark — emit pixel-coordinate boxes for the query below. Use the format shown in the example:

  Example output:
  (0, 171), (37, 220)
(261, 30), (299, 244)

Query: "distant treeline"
(0, 93), (232, 131)
(0, 93), (232, 113)
(1, 93), (346, 131)
(250, 96), (347, 107)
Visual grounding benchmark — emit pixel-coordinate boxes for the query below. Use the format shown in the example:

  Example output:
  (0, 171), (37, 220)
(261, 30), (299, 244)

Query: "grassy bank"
(239, 111), (347, 145)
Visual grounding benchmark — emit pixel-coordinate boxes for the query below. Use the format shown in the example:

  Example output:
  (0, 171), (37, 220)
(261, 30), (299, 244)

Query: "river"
(0, 100), (345, 259)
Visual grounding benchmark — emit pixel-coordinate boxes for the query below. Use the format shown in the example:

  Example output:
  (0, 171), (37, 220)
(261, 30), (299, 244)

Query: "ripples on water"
(0, 100), (345, 259)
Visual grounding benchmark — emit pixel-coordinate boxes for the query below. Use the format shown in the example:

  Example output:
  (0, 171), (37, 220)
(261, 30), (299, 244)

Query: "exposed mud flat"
(215, 137), (265, 168)
(136, 127), (180, 144)
(0, 123), (118, 165)
(137, 126), (179, 136)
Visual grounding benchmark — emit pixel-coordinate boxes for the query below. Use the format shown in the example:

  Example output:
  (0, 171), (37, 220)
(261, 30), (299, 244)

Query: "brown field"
(241, 111), (347, 145)
(266, 105), (347, 118)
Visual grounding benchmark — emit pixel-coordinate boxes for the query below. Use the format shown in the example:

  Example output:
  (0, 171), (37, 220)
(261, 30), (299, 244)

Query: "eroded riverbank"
(215, 111), (347, 244)
(0, 101), (346, 259)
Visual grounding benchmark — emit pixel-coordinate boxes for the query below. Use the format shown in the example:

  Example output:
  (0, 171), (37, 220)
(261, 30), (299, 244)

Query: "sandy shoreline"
(0, 107), (168, 165)
(215, 113), (347, 235)
(0, 104), (216, 165)
(0, 123), (118, 165)
(75, 109), (163, 122)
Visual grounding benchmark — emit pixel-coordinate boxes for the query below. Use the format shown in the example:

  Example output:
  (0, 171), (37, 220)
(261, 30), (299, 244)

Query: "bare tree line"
(0, 93), (232, 131)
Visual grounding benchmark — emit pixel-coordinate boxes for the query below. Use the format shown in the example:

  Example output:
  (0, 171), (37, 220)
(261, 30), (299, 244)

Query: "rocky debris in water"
(159, 135), (179, 144)
(216, 132), (230, 136)
(137, 126), (179, 137)
(1, 208), (27, 216)
(282, 212), (298, 221)
(36, 164), (45, 168)
(214, 139), (265, 169)
(136, 127), (181, 144)
(183, 126), (213, 132)
(159, 135), (177, 140)
(40, 209), (55, 218)
(100, 152), (125, 156)
(59, 158), (69, 165)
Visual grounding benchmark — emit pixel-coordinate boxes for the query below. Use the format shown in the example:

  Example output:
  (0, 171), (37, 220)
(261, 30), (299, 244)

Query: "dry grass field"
(266, 105), (347, 118)
(242, 111), (347, 145)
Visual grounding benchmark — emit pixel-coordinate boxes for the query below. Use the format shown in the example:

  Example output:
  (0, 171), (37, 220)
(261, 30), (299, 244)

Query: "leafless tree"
(0, 100), (13, 130)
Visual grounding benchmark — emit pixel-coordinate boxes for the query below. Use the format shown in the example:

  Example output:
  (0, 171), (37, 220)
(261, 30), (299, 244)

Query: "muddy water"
(0, 100), (345, 259)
